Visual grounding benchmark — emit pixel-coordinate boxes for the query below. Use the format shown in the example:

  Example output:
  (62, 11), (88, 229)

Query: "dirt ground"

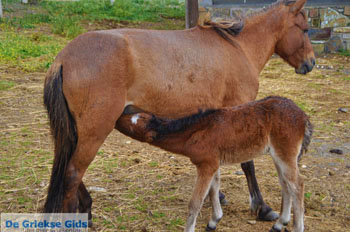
(0, 44), (350, 231)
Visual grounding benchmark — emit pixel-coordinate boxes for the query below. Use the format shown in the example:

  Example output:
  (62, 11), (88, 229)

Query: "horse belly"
(126, 73), (227, 117)
(125, 49), (230, 117)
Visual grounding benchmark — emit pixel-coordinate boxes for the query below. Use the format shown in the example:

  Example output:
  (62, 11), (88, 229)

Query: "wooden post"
(186, 0), (199, 29)
(0, 0), (3, 18)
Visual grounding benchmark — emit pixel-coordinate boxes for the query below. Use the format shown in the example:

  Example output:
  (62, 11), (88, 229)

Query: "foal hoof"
(205, 224), (216, 231)
(257, 205), (279, 221)
(219, 191), (228, 206)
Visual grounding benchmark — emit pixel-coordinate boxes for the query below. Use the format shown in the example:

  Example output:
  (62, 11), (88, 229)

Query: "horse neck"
(237, 7), (286, 73)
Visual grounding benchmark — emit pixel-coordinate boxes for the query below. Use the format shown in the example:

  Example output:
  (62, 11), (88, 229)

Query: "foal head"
(275, 0), (315, 74)
(116, 112), (156, 143)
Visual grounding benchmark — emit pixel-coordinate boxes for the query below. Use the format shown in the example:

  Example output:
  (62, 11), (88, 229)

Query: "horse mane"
(199, 12), (244, 37)
(199, 0), (296, 43)
(147, 109), (218, 140)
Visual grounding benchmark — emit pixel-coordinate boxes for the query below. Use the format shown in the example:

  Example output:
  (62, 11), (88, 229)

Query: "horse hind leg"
(78, 182), (93, 226)
(62, 92), (126, 213)
(62, 120), (115, 213)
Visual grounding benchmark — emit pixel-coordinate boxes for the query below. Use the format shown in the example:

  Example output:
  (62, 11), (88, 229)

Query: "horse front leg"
(241, 160), (279, 221)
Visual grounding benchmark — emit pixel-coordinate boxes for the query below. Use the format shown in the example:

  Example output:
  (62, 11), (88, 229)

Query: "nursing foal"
(115, 96), (313, 232)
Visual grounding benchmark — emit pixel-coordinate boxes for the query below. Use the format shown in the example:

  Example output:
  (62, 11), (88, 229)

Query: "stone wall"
(307, 6), (350, 28)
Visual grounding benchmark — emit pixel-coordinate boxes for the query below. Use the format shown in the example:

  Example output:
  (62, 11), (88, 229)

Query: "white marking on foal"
(131, 114), (140, 125)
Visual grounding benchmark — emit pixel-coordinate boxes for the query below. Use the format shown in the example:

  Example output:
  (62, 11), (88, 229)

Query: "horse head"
(275, 0), (315, 74)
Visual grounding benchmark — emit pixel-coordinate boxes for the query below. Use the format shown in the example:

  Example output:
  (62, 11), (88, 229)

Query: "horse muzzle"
(295, 58), (315, 75)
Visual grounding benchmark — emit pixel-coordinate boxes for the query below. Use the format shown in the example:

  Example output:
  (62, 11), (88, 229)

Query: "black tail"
(298, 119), (313, 162)
(43, 65), (77, 212)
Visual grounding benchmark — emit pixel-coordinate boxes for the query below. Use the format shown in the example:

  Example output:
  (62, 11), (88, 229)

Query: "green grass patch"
(0, 30), (66, 71)
(339, 49), (350, 57)
(304, 192), (312, 199)
(167, 217), (185, 230)
(0, 80), (16, 90)
(0, 0), (184, 71)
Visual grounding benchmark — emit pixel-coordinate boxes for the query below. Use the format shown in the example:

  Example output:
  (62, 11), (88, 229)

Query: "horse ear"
(288, 0), (306, 15)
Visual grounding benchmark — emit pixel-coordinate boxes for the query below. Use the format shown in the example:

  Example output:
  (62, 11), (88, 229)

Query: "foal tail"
(43, 64), (78, 212)
(298, 119), (313, 162)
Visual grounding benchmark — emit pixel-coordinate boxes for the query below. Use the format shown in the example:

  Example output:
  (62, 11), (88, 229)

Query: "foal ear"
(288, 0), (306, 15)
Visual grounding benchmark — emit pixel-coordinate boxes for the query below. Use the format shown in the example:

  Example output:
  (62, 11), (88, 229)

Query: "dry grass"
(0, 51), (349, 231)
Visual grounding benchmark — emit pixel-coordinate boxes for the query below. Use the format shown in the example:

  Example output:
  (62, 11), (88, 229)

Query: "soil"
(0, 32), (349, 232)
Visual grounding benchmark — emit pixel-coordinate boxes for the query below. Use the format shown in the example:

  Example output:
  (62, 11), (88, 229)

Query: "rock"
(247, 220), (256, 225)
(235, 170), (244, 175)
(324, 36), (344, 53)
(329, 149), (343, 155)
(125, 140), (131, 144)
(88, 186), (107, 192)
(346, 165), (350, 169)
(329, 171), (335, 176)
(338, 108), (349, 113)
(301, 164), (307, 169)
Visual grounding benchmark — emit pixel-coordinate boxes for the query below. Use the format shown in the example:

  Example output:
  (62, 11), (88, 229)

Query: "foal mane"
(147, 109), (218, 140)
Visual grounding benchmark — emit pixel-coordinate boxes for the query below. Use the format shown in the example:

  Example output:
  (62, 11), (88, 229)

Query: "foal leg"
(78, 182), (93, 226)
(270, 163), (292, 232)
(185, 163), (218, 232)
(270, 151), (304, 232)
(206, 169), (223, 231)
(241, 161), (279, 221)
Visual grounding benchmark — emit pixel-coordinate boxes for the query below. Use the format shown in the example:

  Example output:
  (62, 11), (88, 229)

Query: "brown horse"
(43, 0), (315, 225)
(115, 96), (313, 232)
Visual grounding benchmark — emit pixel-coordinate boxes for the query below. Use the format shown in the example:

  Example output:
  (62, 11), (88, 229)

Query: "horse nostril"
(305, 63), (313, 73)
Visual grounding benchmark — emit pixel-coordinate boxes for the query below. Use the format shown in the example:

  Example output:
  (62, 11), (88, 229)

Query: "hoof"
(205, 224), (216, 231)
(257, 205), (279, 221)
(219, 191), (228, 206)
(269, 225), (281, 232)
